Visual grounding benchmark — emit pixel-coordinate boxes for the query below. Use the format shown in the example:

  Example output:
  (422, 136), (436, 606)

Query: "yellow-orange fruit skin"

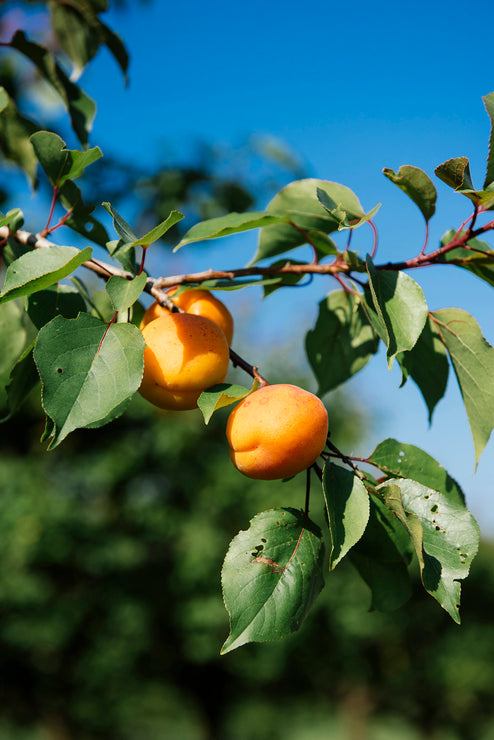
(140, 289), (234, 345)
(226, 384), (329, 480)
(139, 312), (230, 411)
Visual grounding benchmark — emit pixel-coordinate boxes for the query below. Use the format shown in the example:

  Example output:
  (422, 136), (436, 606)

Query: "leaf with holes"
(0, 246), (92, 305)
(379, 478), (479, 623)
(306, 290), (379, 395)
(221, 508), (325, 653)
(366, 257), (428, 368)
(33, 313), (145, 449)
(369, 438), (465, 505)
(431, 308), (494, 466)
(322, 463), (369, 570)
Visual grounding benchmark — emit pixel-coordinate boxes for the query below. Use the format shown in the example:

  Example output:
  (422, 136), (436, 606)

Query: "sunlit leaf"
(174, 211), (290, 251)
(366, 257), (428, 368)
(431, 308), (494, 466)
(253, 179), (366, 263)
(105, 273), (147, 313)
(383, 165), (437, 221)
(0, 246), (92, 305)
(322, 463), (369, 570)
(369, 438), (465, 505)
(221, 508), (325, 653)
(198, 381), (257, 424)
(379, 478), (479, 623)
(34, 313), (145, 449)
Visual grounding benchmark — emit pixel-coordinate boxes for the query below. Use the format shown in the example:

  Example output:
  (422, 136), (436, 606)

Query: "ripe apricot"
(226, 383), (328, 480)
(139, 312), (230, 411)
(140, 288), (234, 345)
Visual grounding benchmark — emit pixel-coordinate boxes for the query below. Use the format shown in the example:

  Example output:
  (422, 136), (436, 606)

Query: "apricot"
(139, 312), (230, 411)
(226, 384), (328, 480)
(140, 288), (234, 345)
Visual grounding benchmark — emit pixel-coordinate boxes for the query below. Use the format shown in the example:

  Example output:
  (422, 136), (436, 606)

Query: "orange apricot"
(139, 312), (230, 411)
(140, 288), (234, 345)
(226, 383), (328, 480)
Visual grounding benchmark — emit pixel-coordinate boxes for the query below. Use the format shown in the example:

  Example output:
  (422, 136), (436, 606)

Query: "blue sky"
(9, 0), (494, 531)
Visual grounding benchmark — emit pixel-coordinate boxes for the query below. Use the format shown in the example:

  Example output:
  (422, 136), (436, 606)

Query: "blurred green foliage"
(0, 391), (493, 740)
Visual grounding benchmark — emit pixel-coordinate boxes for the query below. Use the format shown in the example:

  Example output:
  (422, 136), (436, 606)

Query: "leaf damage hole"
(56, 367), (63, 374)
(431, 504), (438, 512)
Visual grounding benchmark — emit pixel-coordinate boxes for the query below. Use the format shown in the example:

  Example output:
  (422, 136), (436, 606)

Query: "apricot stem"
(229, 348), (270, 387)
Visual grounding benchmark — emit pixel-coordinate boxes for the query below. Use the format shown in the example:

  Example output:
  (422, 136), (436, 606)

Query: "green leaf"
(0, 87), (39, 184)
(102, 202), (137, 271)
(0, 342), (39, 422)
(263, 260), (305, 297)
(365, 257), (428, 368)
(431, 308), (494, 466)
(368, 438), (465, 505)
(198, 382), (257, 424)
(102, 202), (137, 243)
(483, 92), (494, 189)
(105, 273), (147, 313)
(221, 508), (325, 653)
(317, 187), (381, 230)
(349, 496), (413, 612)
(0, 208), (24, 230)
(305, 290), (379, 395)
(50, 1), (128, 79)
(435, 157), (475, 192)
(379, 478), (479, 623)
(253, 179), (366, 264)
(0, 87), (8, 113)
(31, 131), (102, 187)
(383, 165), (437, 221)
(396, 315), (449, 422)
(27, 284), (87, 329)
(50, 1), (99, 76)
(33, 313), (145, 449)
(438, 230), (494, 288)
(0, 246), (92, 305)
(56, 180), (109, 247)
(10, 31), (96, 146)
(322, 463), (369, 570)
(174, 212), (290, 251)
(0, 300), (30, 409)
(128, 211), (184, 248)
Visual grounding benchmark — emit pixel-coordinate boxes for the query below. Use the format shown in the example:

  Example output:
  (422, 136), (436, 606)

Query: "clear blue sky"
(14, 0), (494, 531)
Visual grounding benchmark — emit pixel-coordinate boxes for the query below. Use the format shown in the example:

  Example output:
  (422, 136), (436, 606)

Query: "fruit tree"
(0, 1), (493, 653)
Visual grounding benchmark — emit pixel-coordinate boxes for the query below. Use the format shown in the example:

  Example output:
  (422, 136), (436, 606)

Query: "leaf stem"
(41, 183), (59, 237)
